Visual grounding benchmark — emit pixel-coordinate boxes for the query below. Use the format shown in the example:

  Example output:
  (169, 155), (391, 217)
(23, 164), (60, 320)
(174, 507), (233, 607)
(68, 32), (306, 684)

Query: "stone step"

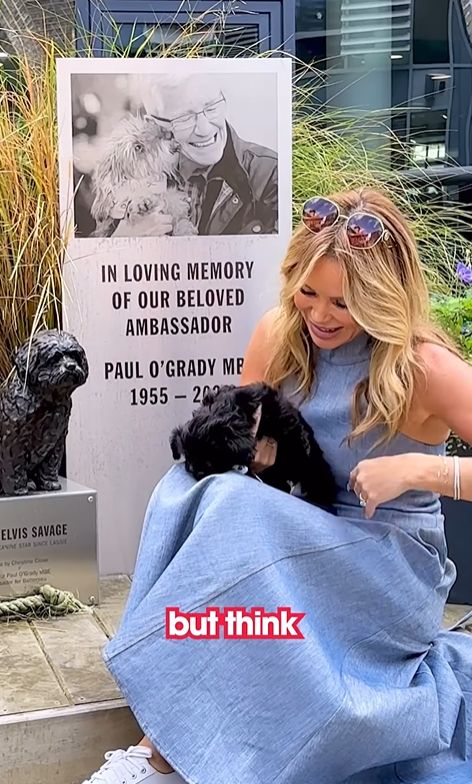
(0, 700), (142, 784)
(0, 575), (142, 784)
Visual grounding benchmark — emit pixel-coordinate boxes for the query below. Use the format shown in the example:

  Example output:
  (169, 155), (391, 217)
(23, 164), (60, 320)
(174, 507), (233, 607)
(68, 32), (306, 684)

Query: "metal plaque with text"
(0, 478), (98, 604)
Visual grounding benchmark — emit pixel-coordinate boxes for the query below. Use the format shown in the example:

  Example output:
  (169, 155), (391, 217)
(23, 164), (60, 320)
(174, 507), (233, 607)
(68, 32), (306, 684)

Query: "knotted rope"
(0, 584), (90, 620)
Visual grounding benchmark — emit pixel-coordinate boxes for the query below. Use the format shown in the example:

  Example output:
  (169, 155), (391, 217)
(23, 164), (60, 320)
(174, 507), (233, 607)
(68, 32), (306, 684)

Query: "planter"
(443, 441), (472, 604)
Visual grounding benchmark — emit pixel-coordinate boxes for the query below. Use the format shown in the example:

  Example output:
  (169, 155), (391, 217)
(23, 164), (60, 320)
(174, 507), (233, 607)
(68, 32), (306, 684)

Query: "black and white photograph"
(71, 71), (279, 238)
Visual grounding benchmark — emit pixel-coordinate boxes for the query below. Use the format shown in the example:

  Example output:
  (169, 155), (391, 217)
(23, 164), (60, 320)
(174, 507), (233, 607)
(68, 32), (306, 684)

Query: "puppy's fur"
(90, 114), (197, 238)
(0, 330), (89, 495)
(170, 383), (337, 509)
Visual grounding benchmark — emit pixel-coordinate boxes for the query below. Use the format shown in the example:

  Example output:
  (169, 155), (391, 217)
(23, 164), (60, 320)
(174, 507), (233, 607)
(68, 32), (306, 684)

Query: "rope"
(0, 584), (91, 620)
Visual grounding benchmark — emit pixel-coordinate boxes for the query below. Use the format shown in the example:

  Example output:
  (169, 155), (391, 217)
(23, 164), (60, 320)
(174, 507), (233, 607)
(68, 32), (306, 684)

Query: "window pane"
(409, 110), (448, 166)
(114, 22), (261, 58)
(295, 0), (326, 34)
(462, 0), (472, 44)
(295, 34), (327, 68)
(295, 1), (411, 70)
(413, 0), (449, 63)
(295, 0), (333, 70)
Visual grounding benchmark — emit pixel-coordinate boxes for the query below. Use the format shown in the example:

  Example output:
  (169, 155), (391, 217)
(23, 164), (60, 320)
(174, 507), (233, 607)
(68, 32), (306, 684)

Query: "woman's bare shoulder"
(411, 341), (472, 482)
(414, 340), (468, 388)
(240, 307), (280, 385)
(415, 339), (459, 365)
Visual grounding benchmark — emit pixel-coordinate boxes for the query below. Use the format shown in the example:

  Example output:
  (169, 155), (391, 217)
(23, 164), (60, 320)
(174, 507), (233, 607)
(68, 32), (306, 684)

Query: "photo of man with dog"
(71, 71), (279, 238)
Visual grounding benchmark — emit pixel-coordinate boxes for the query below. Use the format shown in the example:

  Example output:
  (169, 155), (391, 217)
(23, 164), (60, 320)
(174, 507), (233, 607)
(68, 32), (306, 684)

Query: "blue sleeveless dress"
(104, 331), (472, 784)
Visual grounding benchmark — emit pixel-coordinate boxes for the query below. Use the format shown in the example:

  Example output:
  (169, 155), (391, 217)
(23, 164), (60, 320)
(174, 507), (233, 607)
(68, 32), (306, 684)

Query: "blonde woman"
(83, 189), (472, 784)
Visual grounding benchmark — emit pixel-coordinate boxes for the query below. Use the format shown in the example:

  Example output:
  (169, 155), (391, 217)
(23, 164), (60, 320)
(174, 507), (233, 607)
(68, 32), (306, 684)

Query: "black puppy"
(169, 382), (336, 509)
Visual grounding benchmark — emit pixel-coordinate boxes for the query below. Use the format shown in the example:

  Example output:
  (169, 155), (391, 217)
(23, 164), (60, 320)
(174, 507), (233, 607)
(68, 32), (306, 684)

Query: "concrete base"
(0, 701), (141, 784)
(0, 575), (139, 784)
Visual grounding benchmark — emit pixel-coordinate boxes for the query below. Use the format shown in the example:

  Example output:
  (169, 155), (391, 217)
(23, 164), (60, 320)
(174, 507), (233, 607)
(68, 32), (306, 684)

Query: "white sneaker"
(82, 745), (186, 783)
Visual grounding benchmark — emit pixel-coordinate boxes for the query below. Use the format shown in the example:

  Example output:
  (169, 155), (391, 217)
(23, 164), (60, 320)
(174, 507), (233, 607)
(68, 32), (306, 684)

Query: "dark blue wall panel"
(75, 1), (295, 55)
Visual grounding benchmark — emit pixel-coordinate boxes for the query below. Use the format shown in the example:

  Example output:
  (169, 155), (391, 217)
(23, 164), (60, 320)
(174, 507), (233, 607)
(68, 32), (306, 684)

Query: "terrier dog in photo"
(90, 113), (197, 237)
(170, 383), (337, 510)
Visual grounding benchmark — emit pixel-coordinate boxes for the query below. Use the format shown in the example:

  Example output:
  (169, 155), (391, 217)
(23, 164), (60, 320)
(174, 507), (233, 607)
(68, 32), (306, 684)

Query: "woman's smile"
(306, 321), (343, 342)
(294, 256), (362, 349)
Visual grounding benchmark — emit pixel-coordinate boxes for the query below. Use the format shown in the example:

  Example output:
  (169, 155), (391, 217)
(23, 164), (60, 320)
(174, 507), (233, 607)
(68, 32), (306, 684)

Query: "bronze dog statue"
(0, 330), (88, 495)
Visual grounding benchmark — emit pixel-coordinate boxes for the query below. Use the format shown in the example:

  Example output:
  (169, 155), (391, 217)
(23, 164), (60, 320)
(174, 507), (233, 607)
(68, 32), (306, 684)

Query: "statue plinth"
(0, 478), (98, 603)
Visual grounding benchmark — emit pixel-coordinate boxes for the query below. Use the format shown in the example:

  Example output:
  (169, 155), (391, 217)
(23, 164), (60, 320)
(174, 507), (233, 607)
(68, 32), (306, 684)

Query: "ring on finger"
(358, 492), (367, 508)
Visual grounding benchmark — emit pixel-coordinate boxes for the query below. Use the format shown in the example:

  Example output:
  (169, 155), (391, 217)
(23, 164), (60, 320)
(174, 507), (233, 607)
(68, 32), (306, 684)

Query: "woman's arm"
(240, 307), (279, 386)
(403, 342), (472, 501)
(350, 342), (472, 518)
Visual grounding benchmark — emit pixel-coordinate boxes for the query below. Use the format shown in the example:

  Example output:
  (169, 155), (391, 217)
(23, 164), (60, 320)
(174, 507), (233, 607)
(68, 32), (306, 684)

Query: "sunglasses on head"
(301, 196), (391, 250)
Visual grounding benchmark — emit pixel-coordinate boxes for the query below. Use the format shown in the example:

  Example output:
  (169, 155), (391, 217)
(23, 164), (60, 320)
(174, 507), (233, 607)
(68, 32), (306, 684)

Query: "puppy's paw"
(37, 479), (61, 492)
(135, 196), (157, 216)
(126, 196), (160, 221)
(169, 426), (184, 460)
(10, 486), (29, 496)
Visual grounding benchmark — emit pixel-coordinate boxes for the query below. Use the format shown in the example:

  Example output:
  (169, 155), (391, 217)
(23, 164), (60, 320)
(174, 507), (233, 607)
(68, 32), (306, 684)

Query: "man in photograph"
(111, 74), (278, 237)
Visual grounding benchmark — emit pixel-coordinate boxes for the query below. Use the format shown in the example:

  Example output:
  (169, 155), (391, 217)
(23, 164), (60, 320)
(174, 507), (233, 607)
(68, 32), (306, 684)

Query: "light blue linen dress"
(104, 331), (472, 784)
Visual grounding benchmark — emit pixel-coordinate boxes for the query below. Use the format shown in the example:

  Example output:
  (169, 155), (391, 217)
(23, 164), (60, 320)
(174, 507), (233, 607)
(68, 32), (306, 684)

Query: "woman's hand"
(250, 403), (278, 473)
(252, 437), (278, 474)
(112, 211), (173, 237)
(348, 455), (415, 519)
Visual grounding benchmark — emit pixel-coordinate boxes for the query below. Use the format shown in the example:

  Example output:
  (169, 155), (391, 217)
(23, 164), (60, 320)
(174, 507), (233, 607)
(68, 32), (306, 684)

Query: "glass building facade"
(295, 0), (472, 203)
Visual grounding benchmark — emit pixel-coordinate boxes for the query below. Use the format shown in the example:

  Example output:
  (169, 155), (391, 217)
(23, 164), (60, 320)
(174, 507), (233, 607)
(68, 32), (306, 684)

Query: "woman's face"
(294, 255), (363, 349)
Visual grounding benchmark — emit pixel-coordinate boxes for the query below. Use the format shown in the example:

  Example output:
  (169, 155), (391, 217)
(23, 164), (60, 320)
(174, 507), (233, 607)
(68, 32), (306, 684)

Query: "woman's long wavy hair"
(265, 187), (458, 444)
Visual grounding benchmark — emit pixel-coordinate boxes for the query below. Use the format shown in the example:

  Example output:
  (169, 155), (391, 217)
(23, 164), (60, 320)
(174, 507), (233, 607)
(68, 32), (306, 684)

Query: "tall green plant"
(0, 39), (63, 380)
(431, 265), (472, 454)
